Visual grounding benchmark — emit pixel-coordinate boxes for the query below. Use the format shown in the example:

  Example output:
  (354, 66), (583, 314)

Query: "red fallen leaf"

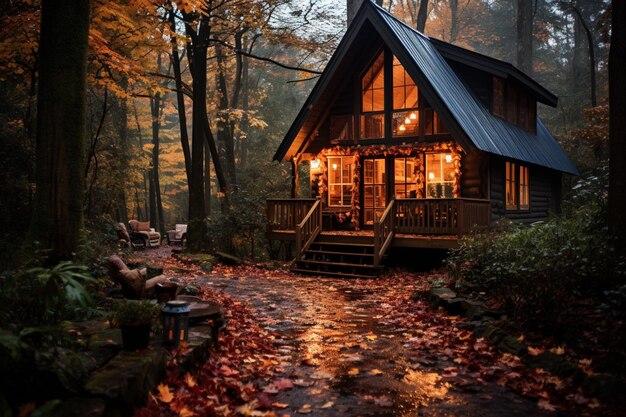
(527, 346), (544, 356)
(263, 378), (294, 393)
(537, 400), (557, 411)
(272, 402), (289, 409)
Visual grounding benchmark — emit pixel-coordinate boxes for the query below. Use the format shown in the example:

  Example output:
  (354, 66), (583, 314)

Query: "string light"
(445, 154), (452, 163)
(399, 124), (406, 132)
(409, 112), (417, 120)
(310, 159), (321, 169)
(404, 117), (411, 125)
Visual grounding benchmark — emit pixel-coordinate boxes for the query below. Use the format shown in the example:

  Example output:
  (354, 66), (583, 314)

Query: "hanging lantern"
(162, 300), (190, 346)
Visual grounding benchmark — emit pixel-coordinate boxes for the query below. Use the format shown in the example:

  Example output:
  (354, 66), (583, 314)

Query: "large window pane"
(505, 161), (517, 209)
(426, 153), (455, 198)
(392, 110), (419, 136)
(362, 52), (385, 113)
(361, 113), (385, 139)
(392, 56), (418, 111)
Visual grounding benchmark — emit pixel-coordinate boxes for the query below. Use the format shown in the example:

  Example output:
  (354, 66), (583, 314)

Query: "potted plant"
(112, 300), (159, 350)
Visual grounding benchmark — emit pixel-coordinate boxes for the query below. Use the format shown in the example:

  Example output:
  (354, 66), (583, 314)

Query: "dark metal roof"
(274, 1), (577, 175)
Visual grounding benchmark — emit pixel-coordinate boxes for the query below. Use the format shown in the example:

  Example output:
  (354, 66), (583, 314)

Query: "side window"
(506, 161), (529, 210)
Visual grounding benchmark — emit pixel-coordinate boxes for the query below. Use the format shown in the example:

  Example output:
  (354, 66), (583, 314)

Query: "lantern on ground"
(162, 300), (190, 346)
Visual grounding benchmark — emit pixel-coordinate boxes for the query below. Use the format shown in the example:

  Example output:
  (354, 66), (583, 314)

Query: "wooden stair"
(291, 233), (385, 278)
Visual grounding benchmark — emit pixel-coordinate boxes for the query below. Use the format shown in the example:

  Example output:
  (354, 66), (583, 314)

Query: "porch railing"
(394, 198), (491, 235)
(266, 198), (317, 231)
(295, 198), (323, 261)
(373, 199), (395, 267)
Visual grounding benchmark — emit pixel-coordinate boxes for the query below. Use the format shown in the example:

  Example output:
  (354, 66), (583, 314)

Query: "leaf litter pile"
(133, 251), (616, 417)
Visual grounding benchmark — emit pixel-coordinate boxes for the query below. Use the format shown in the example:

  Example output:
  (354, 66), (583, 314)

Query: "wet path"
(196, 273), (551, 417)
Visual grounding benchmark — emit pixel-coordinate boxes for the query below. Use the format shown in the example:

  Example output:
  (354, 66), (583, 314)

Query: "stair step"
(290, 268), (377, 279)
(306, 249), (374, 257)
(298, 259), (379, 269)
(311, 241), (374, 249)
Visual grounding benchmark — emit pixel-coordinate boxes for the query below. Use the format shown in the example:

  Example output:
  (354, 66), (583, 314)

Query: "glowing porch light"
(310, 158), (321, 169)
(409, 112), (417, 120)
(332, 163), (338, 170)
(399, 124), (406, 132)
(445, 154), (452, 163)
(428, 172), (435, 180)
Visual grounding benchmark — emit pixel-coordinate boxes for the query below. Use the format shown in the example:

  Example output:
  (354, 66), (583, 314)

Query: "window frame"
(425, 152), (455, 198)
(506, 160), (530, 211)
(360, 51), (385, 139)
(327, 156), (354, 207)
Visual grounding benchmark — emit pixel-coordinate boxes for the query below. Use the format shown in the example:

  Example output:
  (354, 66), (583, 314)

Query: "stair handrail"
(295, 197), (323, 261)
(373, 198), (395, 267)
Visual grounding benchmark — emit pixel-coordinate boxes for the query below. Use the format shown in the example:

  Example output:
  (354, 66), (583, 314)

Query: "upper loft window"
(492, 76), (536, 133)
(361, 51), (385, 139)
(392, 56), (419, 137)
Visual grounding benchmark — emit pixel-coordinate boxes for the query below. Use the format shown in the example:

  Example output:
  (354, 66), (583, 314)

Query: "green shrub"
(448, 202), (625, 330)
(0, 262), (96, 409)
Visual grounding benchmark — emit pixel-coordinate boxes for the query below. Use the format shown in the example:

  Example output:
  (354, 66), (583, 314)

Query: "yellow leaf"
(550, 346), (565, 356)
(178, 406), (195, 417)
(184, 373), (197, 388)
(156, 383), (174, 403)
(527, 346), (544, 356)
(348, 367), (360, 375)
(272, 402), (289, 409)
(321, 401), (334, 409)
(369, 369), (383, 375)
(366, 334), (377, 341)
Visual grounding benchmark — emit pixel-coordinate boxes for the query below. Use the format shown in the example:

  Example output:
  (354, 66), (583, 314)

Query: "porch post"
(291, 157), (299, 198)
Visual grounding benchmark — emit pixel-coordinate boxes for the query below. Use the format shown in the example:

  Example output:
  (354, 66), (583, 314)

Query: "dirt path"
(189, 271), (552, 417)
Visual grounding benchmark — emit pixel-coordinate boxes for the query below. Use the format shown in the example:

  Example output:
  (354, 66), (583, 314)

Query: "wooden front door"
(362, 157), (387, 227)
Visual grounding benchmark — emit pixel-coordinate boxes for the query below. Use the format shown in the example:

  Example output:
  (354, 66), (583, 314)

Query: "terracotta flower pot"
(155, 282), (179, 303)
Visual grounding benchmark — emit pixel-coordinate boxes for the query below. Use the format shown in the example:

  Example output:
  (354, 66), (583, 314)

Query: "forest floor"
(133, 247), (614, 417)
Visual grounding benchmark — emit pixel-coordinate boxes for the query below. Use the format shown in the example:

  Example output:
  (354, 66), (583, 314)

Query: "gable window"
(392, 56), (419, 137)
(327, 156), (353, 206)
(506, 161), (529, 210)
(426, 153), (454, 198)
(361, 51), (385, 139)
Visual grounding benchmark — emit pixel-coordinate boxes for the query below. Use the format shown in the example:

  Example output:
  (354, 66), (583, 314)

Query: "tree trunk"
(516, 0), (533, 74)
(416, 0), (429, 33)
(215, 44), (237, 188)
(149, 90), (161, 231)
(204, 140), (211, 215)
(186, 14), (209, 250)
(169, 3), (192, 184)
(115, 86), (129, 223)
(347, 0), (364, 27)
(28, 0), (90, 263)
(570, 3), (597, 107)
(449, 0), (458, 43)
(609, 0), (626, 247)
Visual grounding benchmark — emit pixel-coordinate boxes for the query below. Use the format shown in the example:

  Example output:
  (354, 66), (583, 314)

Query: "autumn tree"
(28, 0), (90, 263)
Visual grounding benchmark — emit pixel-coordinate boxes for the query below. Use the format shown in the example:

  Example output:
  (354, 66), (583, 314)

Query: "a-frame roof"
(274, 1), (577, 175)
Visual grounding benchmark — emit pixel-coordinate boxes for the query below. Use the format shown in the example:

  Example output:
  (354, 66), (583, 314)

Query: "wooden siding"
(460, 150), (487, 199)
(489, 155), (561, 222)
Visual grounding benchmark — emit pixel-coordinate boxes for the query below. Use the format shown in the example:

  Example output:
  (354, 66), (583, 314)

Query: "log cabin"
(266, 1), (577, 277)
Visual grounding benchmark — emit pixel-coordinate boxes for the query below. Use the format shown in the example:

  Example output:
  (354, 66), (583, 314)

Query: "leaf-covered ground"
(133, 249), (616, 417)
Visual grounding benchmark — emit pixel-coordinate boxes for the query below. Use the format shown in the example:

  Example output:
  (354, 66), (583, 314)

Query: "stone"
(428, 287), (457, 308)
(497, 335), (526, 356)
(89, 328), (122, 350)
(441, 297), (466, 315)
(86, 348), (166, 414)
(178, 325), (215, 371)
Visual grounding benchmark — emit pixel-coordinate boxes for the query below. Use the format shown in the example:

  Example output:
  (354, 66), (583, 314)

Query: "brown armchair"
(128, 220), (161, 247)
(107, 255), (167, 299)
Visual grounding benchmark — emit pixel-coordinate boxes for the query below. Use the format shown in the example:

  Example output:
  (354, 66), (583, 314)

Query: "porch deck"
(266, 197), (491, 252)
